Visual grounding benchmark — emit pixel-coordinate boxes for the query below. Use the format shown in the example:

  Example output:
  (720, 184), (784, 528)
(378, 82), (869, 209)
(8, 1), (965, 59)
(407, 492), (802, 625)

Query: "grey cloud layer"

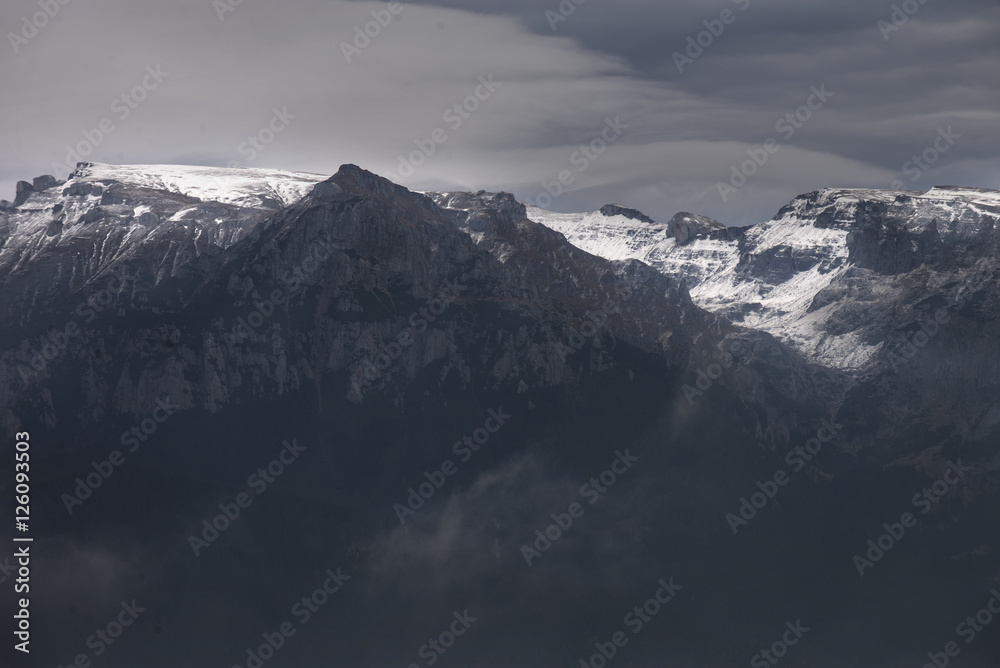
(1, 0), (997, 225)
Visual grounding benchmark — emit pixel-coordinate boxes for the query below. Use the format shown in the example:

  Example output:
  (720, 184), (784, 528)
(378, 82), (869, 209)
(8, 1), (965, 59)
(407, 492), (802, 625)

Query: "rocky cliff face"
(3, 162), (995, 468)
(1, 163), (997, 668)
(525, 182), (1000, 468)
(528, 185), (1000, 393)
(2, 163), (821, 448)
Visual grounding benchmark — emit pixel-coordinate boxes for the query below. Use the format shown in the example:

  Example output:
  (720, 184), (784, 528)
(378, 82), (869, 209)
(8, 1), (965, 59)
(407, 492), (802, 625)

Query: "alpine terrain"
(1, 162), (998, 667)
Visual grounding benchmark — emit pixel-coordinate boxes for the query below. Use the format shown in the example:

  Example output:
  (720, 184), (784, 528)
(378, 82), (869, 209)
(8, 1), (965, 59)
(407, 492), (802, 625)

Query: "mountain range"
(1, 162), (997, 667)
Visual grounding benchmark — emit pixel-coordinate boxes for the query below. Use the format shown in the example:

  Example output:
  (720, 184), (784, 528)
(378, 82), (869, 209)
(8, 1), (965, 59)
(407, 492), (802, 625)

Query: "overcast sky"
(1, 0), (998, 225)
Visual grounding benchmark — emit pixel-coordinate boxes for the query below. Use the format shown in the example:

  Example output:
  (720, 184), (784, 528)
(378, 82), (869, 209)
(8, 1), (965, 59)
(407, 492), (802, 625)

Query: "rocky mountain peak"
(666, 211), (725, 245)
(599, 203), (655, 223)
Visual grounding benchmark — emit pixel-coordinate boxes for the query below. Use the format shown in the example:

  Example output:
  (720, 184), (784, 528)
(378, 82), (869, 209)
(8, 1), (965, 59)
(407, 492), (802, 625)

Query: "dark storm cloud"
(385, 0), (1000, 221)
(1, 0), (997, 225)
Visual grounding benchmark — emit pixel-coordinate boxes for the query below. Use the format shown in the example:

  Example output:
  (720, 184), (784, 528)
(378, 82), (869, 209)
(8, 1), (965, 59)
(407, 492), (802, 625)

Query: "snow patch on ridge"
(72, 162), (328, 209)
(523, 204), (742, 301)
(524, 186), (1000, 372)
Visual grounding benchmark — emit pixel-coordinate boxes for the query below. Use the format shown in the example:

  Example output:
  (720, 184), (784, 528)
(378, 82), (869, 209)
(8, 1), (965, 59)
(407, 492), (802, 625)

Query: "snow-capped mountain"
(4, 162), (999, 668)
(4, 163), (997, 384)
(522, 186), (1000, 374)
(0, 162), (769, 432)
(0, 163), (327, 304)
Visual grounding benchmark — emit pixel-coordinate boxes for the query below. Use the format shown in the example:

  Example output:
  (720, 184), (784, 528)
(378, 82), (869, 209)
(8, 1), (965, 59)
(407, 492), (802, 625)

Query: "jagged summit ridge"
(65, 161), (329, 209)
(521, 184), (1000, 372)
(3, 161), (998, 378)
(0, 162), (331, 297)
(599, 203), (655, 224)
